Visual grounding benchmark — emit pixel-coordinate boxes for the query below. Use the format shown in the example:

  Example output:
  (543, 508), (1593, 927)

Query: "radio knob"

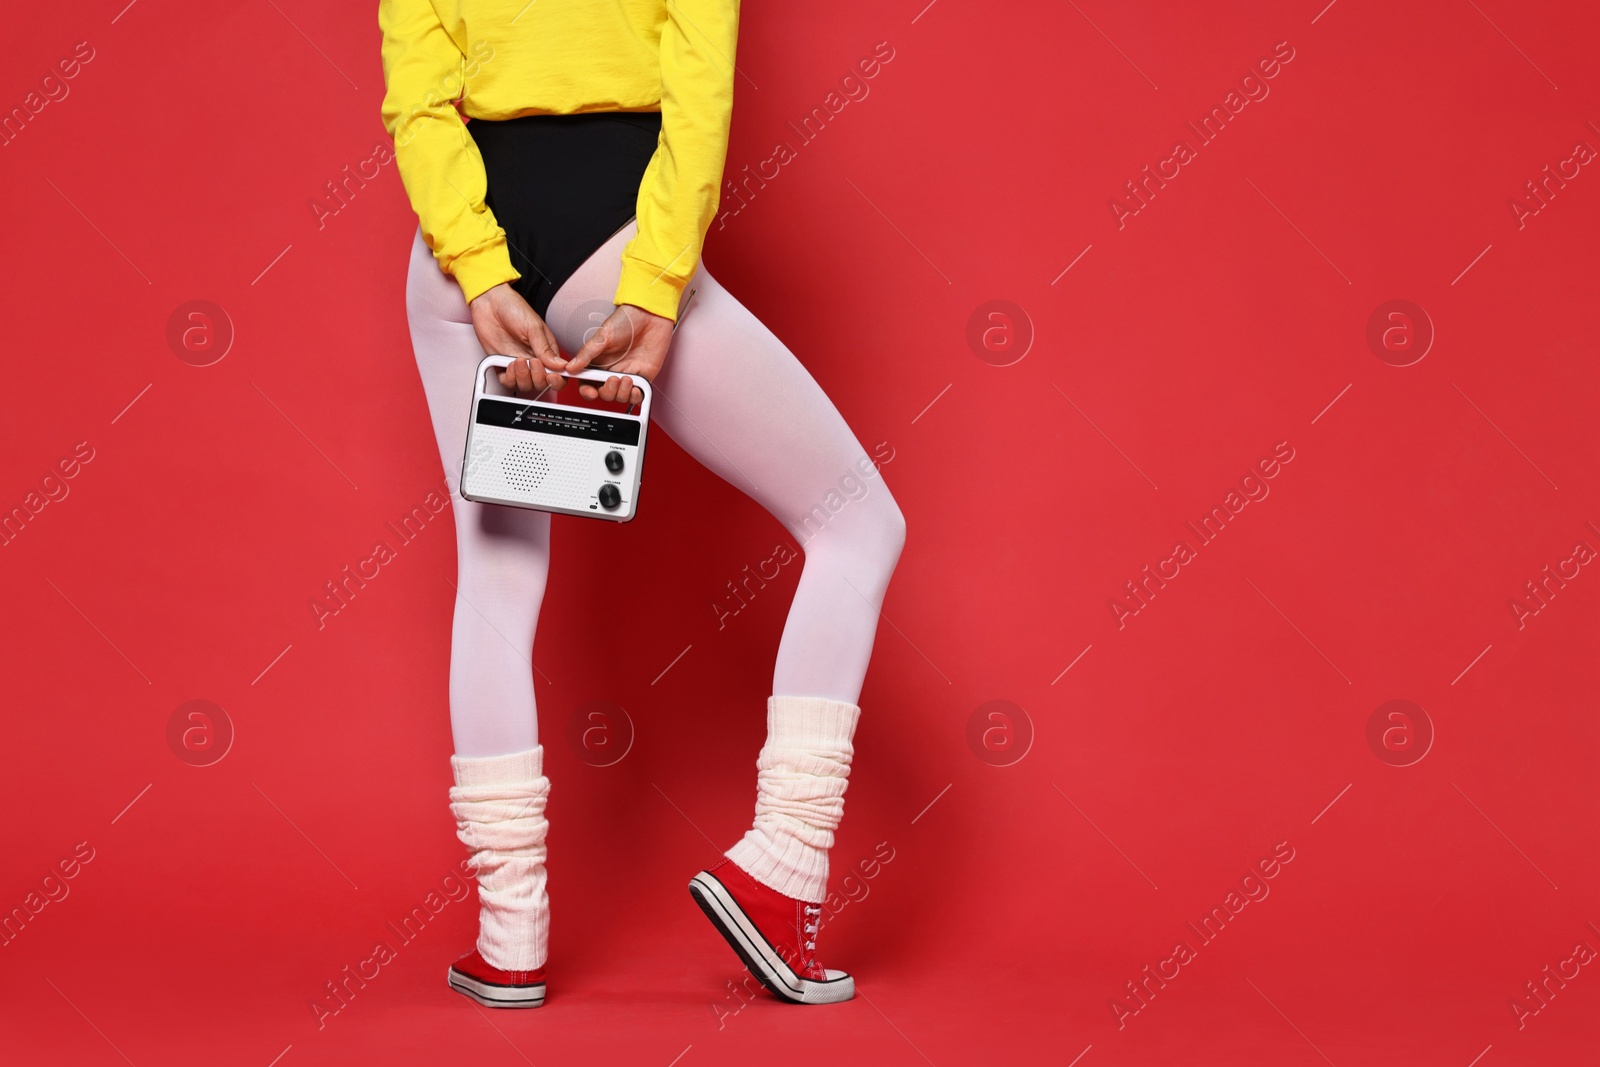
(598, 484), (622, 510)
(604, 450), (624, 473)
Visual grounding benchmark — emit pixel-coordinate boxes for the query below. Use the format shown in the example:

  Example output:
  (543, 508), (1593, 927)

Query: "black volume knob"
(598, 484), (622, 510)
(604, 450), (624, 473)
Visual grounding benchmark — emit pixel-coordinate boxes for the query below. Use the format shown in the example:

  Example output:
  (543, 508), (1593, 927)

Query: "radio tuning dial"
(604, 450), (624, 473)
(598, 484), (622, 510)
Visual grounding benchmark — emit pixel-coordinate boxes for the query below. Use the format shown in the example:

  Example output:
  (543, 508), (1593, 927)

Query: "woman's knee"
(453, 504), (552, 597)
(800, 478), (906, 576)
(873, 487), (908, 569)
(454, 553), (550, 631)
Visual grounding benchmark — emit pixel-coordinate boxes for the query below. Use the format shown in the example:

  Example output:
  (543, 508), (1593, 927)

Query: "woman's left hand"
(563, 303), (675, 405)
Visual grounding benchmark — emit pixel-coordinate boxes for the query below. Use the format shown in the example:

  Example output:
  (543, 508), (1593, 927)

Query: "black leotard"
(468, 111), (661, 318)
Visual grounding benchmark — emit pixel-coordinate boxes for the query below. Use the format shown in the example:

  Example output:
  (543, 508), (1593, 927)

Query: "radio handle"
(476, 353), (652, 415)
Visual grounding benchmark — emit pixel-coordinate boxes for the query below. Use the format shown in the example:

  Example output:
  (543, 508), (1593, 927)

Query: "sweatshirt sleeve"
(379, 0), (520, 304)
(614, 0), (740, 321)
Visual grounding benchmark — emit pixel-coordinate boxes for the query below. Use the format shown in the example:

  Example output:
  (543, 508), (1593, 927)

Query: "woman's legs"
(405, 210), (907, 980)
(407, 228), (552, 978)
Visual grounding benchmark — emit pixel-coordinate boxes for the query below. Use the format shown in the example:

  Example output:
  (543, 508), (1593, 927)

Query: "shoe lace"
(801, 904), (822, 967)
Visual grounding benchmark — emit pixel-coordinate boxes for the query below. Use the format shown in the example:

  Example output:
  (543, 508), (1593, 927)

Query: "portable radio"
(460, 353), (652, 521)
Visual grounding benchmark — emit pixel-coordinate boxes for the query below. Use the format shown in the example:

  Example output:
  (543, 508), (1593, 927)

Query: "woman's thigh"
(545, 223), (897, 543)
(406, 228), (552, 561)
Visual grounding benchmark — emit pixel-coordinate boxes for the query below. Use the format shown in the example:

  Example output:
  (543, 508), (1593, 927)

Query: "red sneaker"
(689, 859), (854, 1004)
(446, 947), (547, 1008)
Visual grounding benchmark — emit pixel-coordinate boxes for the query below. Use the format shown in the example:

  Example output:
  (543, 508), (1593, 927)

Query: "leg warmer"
(449, 746), (550, 971)
(725, 696), (861, 903)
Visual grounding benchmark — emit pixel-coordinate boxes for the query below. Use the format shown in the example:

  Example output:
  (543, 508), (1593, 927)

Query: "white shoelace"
(802, 904), (821, 955)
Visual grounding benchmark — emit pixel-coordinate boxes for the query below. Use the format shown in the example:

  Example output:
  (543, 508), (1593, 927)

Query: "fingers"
(566, 319), (612, 374)
(577, 374), (634, 403)
(498, 356), (561, 397)
(577, 375), (612, 401)
(530, 320), (568, 372)
(567, 308), (638, 374)
(498, 358), (533, 395)
(565, 333), (603, 375)
(490, 331), (535, 392)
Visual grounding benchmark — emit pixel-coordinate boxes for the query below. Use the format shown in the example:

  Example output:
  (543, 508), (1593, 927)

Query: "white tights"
(405, 223), (906, 758)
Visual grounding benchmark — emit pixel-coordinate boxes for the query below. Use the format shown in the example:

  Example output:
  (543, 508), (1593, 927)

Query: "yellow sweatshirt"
(378, 0), (739, 320)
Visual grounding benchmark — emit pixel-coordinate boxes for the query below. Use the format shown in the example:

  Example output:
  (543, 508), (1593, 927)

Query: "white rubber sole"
(447, 967), (546, 1008)
(689, 870), (855, 1005)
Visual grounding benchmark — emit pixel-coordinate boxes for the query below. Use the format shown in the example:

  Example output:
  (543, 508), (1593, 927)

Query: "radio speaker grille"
(501, 441), (550, 490)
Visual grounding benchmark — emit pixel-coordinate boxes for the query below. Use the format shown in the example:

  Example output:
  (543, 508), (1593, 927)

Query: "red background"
(2, 1), (1597, 1064)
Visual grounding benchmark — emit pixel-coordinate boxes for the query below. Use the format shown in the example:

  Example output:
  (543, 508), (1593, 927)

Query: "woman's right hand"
(469, 282), (569, 395)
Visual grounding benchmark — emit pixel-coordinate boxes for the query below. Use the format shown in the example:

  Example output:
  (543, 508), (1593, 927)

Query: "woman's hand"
(469, 282), (570, 395)
(564, 303), (675, 406)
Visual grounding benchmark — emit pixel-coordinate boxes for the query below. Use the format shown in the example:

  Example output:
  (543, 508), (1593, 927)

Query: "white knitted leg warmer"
(449, 746), (550, 972)
(724, 695), (861, 903)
